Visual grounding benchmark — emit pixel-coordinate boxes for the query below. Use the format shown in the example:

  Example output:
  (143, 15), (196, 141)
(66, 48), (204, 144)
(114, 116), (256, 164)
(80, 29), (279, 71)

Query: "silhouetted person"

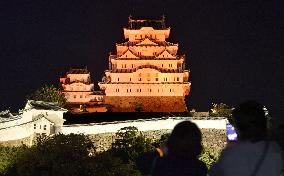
(210, 100), (283, 176)
(146, 121), (207, 176)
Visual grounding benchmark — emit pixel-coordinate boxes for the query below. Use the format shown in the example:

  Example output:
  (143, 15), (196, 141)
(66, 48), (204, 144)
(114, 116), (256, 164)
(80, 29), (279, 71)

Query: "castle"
(61, 17), (191, 112)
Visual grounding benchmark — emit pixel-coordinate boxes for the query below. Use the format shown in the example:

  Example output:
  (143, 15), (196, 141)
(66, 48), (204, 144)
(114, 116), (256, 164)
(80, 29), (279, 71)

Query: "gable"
(156, 50), (176, 59)
(119, 50), (139, 59)
(136, 38), (158, 46)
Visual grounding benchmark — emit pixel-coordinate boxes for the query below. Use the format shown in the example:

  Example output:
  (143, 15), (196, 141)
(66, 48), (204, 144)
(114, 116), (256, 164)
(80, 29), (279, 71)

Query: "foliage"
(152, 133), (170, 148)
(199, 147), (220, 169)
(91, 151), (142, 176)
(0, 145), (28, 175)
(210, 103), (232, 118)
(27, 85), (67, 107)
(5, 134), (95, 176)
(111, 126), (154, 163)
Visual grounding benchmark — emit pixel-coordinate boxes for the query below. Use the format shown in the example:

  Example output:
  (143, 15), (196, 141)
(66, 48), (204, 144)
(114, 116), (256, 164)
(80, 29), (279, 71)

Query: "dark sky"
(0, 0), (283, 122)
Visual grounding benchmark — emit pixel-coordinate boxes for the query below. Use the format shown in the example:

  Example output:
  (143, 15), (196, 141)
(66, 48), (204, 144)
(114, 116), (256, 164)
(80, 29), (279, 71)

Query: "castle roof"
(127, 17), (167, 30)
(111, 65), (185, 73)
(117, 40), (177, 47)
(67, 68), (90, 74)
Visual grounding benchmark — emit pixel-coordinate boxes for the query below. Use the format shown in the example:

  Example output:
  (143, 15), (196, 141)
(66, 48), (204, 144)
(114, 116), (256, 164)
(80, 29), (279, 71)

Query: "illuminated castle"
(98, 17), (191, 112)
(60, 68), (106, 112)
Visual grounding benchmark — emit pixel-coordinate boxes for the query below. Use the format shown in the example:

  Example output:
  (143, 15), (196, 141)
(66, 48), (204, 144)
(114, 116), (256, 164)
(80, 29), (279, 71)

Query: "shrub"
(111, 126), (154, 163)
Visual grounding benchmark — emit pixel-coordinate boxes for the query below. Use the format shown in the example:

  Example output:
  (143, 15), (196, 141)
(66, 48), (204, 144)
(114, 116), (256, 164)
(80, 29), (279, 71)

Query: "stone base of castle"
(104, 96), (188, 112)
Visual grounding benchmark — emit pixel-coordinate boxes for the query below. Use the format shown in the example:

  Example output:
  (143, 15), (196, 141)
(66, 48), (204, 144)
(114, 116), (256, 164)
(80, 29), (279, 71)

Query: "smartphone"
(226, 123), (238, 142)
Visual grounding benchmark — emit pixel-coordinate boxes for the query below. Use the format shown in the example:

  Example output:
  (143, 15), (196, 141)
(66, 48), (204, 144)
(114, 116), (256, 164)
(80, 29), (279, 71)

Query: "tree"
(27, 85), (67, 107)
(6, 134), (96, 176)
(209, 103), (232, 118)
(0, 145), (28, 175)
(111, 126), (154, 163)
(91, 151), (142, 176)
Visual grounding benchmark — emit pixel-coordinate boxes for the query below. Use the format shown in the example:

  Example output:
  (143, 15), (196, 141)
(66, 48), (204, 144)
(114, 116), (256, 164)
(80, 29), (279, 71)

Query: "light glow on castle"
(61, 17), (191, 112)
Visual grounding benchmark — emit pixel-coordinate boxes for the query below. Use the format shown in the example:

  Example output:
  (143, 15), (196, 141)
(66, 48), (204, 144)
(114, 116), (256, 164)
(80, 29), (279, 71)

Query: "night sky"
(0, 0), (283, 123)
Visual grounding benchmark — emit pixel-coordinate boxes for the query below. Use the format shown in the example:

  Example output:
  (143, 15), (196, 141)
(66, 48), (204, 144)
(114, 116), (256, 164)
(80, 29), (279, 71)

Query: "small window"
(177, 77), (179, 81)
(34, 124), (36, 129)
(132, 64), (134, 68)
(162, 64), (163, 67)
(170, 89), (172, 92)
(129, 89), (131, 92)
(127, 89), (128, 93)
(118, 78), (120, 81)
(80, 95), (83, 98)
(156, 78), (158, 81)
(130, 78), (132, 81)
(158, 89), (159, 92)
(137, 89), (139, 92)
(139, 78), (142, 81)
(74, 95), (76, 98)
(44, 125), (47, 130)
(125, 64), (126, 68)
(140, 89), (142, 92)
(40, 125), (41, 129)
(149, 89), (152, 92)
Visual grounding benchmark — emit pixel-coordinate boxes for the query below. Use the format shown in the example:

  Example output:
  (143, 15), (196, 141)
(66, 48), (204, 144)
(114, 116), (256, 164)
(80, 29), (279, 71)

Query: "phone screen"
(226, 123), (238, 142)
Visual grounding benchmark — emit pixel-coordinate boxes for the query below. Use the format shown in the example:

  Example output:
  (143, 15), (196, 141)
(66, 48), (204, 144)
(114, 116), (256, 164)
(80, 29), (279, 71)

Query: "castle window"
(140, 89), (142, 92)
(170, 89), (172, 92)
(132, 64), (134, 68)
(40, 125), (41, 129)
(118, 78), (119, 81)
(125, 64), (126, 68)
(156, 78), (158, 81)
(130, 78), (131, 81)
(127, 89), (128, 93)
(130, 89), (131, 92)
(126, 55), (127, 58)
(139, 78), (142, 81)
(162, 64), (163, 67)
(177, 77), (179, 81)
(158, 89), (159, 92)
(163, 55), (164, 57)
(149, 89), (152, 92)
(122, 64), (123, 68)
(137, 89), (139, 92)
(44, 125), (47, 130)
(80, 95), (83, 98)
(74, 95), (76, 98)
(34, 124), (36, 129)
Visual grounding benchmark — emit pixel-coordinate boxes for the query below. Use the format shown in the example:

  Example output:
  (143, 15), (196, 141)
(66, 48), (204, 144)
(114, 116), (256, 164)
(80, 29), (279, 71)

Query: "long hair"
(232, 100), (267, 142)
(167, 121), (202, 159)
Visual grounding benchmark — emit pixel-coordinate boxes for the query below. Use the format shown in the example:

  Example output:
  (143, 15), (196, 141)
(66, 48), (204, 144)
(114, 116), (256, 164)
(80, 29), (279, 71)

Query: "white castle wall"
(61, 118), (226, 135)
(0, 122), (33, 141)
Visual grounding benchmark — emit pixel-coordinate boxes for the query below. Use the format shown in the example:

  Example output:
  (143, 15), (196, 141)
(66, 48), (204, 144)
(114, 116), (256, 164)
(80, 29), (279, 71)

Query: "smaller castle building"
(60, 68), (106, 112)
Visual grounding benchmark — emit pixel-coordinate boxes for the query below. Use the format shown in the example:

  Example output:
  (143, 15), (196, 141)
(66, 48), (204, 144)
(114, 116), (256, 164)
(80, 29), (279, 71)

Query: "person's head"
(167, 121), (202, 159)
(232, 100), (267, 142)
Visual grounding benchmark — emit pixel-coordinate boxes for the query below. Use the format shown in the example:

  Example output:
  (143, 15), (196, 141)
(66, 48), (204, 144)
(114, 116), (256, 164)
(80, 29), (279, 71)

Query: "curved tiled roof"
(111, 65), (184, 73)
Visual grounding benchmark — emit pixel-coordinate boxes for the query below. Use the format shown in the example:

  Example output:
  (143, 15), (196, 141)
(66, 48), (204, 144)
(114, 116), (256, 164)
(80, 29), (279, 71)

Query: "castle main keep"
(60, 17), (191, 112)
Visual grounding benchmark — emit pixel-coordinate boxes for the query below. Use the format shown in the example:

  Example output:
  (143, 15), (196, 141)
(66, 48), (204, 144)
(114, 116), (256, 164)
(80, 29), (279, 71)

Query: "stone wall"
(88, 129), (226, 153)
(0, 135), (33, 147)
(104, 96), (187, 112)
